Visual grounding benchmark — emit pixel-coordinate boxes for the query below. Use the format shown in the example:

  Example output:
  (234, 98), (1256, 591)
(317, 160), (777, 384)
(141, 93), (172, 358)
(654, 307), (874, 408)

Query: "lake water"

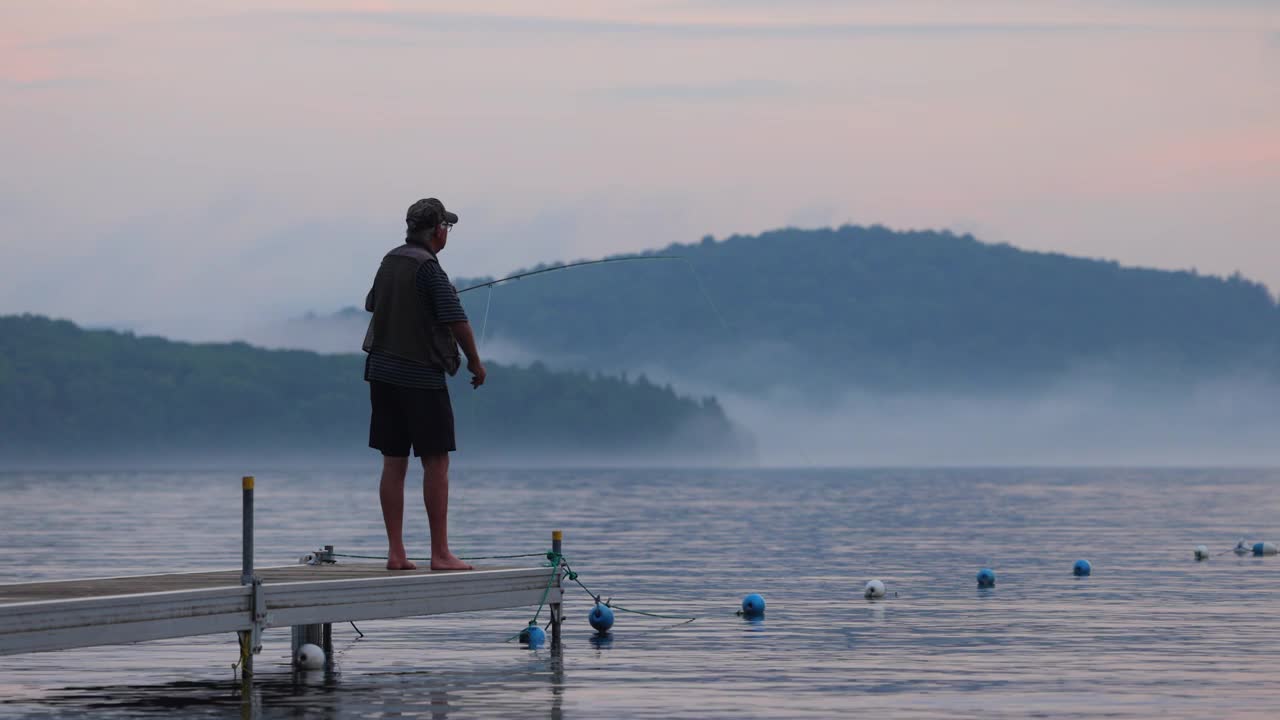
(2, 467), (1279, 718)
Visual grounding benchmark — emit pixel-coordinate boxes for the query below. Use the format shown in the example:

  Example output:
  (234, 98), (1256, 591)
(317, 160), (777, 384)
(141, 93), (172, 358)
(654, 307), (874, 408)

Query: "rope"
(529, 552), (561, 623)
(328, 548), (698, 639)
(330, 551), (548, 561)
(1217, 541), (1250, 557)
(609, 603), (697, 621)
(463, 552), (551, 560)
(233, 631), (250, 676)
(561, 560), (601, 599)
(505, 551), (563, 642)
(562, 559), (697, 622)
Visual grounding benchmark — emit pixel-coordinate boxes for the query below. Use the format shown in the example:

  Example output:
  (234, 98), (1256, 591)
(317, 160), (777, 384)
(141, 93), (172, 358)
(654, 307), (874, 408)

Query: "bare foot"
(386, 557), (418, 571)
(430, 554), (473, 571)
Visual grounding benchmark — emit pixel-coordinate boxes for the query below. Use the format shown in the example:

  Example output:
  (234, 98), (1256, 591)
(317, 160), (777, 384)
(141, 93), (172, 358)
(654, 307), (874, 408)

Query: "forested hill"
(445, 226), (1280, 391)
(0, 315), (750, 464)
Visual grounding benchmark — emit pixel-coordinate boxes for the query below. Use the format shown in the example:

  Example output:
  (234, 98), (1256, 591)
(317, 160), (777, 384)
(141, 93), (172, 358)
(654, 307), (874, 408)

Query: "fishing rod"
(456, 255), (682, 294)
(457, 253), (731, 351)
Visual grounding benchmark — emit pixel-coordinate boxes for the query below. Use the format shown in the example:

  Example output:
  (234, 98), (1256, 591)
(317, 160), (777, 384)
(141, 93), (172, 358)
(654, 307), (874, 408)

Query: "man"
(362, 197), (486, 571)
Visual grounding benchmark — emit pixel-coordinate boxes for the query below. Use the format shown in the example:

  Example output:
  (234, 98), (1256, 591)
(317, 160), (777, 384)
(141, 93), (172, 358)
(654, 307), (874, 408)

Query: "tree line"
(0, 315), (749, 462)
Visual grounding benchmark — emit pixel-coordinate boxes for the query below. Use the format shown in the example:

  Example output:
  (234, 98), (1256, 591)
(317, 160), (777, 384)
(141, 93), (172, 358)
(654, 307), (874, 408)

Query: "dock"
(0, 477), (564, 673)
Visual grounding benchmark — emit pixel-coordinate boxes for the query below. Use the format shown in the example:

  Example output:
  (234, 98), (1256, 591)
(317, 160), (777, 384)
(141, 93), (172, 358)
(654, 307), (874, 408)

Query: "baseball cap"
(406, 198), (459, 232)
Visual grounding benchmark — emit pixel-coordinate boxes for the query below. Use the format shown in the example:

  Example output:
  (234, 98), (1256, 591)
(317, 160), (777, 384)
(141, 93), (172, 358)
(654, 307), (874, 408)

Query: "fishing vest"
(361, 244), (462, 375)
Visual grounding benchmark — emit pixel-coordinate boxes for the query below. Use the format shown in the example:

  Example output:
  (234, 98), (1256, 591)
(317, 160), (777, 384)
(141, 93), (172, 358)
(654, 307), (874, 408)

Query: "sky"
(1, 0), (1277, 339)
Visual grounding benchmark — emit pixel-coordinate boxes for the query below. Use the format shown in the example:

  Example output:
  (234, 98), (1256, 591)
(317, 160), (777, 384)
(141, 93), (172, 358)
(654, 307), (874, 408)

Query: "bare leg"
(379, 456), (417, 570)
(422, 453), (472, 571)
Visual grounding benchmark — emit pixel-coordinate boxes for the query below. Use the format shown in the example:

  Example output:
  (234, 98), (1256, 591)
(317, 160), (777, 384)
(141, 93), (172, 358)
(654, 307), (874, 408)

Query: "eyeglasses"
(442, 222), (455, 232)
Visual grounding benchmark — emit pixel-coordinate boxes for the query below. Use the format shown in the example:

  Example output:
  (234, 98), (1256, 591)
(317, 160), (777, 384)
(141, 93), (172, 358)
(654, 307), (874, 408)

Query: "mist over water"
(718, 377), (1280, 467)
(221, 312), (1280, 467)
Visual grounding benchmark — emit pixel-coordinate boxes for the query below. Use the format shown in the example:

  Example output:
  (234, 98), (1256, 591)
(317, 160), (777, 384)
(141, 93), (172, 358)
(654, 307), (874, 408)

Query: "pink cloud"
(1072, 125), (1280, 197)
(0, 43), (57, 84)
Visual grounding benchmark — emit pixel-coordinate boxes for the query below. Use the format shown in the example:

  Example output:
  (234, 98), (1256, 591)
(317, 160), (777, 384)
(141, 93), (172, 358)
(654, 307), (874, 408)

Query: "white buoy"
(1253, 542), (1278, 557)
(864, 579), (886, 600)
(1194, 545), (1210, 561)
(296, 643), (325, 670)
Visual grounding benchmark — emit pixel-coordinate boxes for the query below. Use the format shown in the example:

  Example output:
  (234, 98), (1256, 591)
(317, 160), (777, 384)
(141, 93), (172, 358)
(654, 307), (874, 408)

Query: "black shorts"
(368, 381), (456, 456)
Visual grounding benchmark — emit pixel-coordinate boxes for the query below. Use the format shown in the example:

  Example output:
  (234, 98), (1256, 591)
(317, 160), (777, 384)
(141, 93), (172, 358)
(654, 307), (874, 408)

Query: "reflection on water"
(23, 651), (566, 720)
(2, 468), (1280, 718)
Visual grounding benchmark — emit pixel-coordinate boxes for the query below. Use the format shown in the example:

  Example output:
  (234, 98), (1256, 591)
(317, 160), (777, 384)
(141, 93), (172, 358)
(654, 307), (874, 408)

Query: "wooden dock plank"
(0, 563), (515, 603)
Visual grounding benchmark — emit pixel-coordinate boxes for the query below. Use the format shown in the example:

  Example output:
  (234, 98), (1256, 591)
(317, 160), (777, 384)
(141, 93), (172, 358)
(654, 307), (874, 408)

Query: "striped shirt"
(364, 258), (469, 390)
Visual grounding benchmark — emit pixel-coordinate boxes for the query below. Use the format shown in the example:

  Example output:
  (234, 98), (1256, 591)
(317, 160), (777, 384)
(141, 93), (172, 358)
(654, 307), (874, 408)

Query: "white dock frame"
(0, 476), (565, 672)
(0, 565), (561, 657)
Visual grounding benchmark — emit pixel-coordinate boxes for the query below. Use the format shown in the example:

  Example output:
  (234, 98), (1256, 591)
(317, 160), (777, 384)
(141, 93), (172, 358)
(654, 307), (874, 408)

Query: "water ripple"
(1, 468), (1279, 718)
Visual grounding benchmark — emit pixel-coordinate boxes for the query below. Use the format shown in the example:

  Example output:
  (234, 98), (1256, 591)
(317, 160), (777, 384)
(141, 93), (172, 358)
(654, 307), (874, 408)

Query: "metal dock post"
(291, 545), (334, 669)
(239, 476), (265, 678)
(241, 476), (254, 587)
(550, 530), (563, 649)
(238, 475), (254, 677)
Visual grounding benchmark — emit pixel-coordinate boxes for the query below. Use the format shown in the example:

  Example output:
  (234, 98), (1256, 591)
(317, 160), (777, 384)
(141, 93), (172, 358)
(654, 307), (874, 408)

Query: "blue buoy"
(741, 593), (766, 617)
(1253, 542), (1277, 556)
(589, 603), (615, 633)
(1073, 559), (1092, 577)
(976, 568), (996, 588)
(518, 624), (546, 647)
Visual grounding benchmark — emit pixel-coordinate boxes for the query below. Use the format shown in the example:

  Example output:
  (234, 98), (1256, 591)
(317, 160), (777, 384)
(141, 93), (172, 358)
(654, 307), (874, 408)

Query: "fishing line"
(680, 259), (731, 333)
(461, 285), (495, 429)
(479, 285), (494, 349)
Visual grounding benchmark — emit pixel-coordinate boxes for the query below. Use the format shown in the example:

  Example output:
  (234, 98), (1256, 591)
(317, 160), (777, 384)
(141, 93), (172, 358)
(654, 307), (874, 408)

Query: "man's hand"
(448, 320), (486, 389)
(468, 358), (486, 389)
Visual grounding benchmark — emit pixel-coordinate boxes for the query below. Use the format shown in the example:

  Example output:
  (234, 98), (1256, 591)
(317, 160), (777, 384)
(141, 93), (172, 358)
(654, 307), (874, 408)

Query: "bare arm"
(449, 320), (486, 388)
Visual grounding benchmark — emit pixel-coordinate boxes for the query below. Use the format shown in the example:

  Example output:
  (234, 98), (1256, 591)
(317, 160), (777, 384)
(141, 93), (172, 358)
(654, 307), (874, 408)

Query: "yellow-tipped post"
(550, 530), (563, 649)
(239, 476), (256, 679)
(241, 476), (255, 586)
